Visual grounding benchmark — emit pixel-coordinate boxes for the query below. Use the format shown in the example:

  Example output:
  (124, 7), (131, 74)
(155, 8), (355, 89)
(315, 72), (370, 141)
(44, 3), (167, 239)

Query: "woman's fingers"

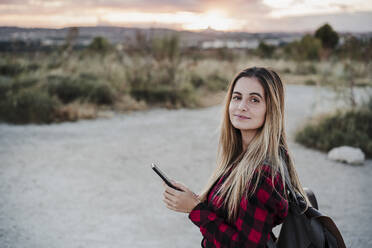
(163, 197), (174, 207)
(163, 191), (175, 202)
(163, 195), (178, 211)
(165, 184), (180, 196)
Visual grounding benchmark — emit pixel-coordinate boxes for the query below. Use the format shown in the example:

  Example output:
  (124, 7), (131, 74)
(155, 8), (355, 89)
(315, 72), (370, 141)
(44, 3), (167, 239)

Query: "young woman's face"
(229, 77), (267, 133)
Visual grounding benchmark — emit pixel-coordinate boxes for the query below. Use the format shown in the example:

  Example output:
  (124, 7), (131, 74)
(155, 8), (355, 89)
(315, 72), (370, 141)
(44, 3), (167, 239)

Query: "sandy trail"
(0, 85), (371, 248)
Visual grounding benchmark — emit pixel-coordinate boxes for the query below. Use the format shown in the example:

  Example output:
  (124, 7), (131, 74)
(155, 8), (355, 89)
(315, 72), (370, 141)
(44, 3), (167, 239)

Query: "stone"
(328, 146), (365, 165)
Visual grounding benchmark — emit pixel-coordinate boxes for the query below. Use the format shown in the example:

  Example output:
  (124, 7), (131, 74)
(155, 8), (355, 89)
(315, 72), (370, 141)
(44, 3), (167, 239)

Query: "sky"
(0, 0), (372, 32)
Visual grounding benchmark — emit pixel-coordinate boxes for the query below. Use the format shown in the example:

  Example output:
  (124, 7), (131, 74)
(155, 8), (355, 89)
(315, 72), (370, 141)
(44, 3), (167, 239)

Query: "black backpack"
(267, 188), (346, 248)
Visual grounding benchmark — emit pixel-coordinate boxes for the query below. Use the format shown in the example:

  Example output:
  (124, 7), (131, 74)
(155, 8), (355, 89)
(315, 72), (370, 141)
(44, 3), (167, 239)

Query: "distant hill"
(0, 26), (304, 47)
(0, 26), (370, 52)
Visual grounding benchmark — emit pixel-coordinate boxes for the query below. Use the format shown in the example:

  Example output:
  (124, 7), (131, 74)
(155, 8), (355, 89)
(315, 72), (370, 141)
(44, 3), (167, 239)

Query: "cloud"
(254, 11), (372, 32)
(0, 0), (371, 32)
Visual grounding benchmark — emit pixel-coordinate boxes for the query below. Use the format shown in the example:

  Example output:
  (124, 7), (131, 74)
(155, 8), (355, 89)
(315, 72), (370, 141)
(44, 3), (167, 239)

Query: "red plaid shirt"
(188, 164), (288, 248)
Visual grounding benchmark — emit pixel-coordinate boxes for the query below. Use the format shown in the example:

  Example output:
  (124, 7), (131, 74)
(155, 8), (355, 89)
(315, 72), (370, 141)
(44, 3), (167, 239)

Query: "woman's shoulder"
(252, 163), (288, 217)
(255, 163), (287, 198)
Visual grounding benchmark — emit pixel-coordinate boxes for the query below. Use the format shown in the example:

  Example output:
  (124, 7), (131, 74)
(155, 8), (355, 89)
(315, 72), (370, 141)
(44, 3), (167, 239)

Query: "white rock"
(328, 146), (365, 165)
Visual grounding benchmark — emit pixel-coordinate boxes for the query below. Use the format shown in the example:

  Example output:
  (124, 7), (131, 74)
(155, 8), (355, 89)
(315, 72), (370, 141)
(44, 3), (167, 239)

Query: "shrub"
(305, 79), (316, 85)
(47, 75), (83, 103)
(257, 41), (275, 58)
(87, 36), (113, 54)
(0, 88), (60, 124)
(0, 63), (24, 76)
(285, 35), (322, 61)
(151, 34), (180, 61)
(88, 83), (115, 105)
(46, 74), (115, 105)
(295, 63), (317, 75)
(126, 59), (196, 107)
(0, 76), (13, 98)
(295, 108), (372, 157)
(205, 73), (229, 91)
(0, 62), (40, 77)
(12, 77), (39, 91)
(315, 23), (339, 50)
(190, 74), (205, 89)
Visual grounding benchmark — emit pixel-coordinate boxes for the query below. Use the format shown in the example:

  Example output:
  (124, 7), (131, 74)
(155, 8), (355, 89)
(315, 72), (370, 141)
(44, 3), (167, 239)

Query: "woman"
(162, 67), (308, 247)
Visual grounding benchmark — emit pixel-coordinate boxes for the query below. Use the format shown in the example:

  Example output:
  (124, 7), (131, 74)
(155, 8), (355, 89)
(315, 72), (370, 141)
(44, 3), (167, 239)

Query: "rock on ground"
(328, 146), (365, 165)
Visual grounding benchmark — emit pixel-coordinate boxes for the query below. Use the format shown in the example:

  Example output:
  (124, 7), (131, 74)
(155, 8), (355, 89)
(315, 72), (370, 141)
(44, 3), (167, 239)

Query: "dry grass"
(55, 102), (98, 122)
(1, 51), (371, 124)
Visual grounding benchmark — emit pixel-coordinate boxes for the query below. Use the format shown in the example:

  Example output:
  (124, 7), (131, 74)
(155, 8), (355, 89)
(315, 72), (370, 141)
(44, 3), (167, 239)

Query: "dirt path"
(0, 85), (371, 248)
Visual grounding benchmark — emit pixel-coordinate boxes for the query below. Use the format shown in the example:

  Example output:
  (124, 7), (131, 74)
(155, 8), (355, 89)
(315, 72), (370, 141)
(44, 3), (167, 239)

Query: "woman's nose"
(238, 101), (248, 111)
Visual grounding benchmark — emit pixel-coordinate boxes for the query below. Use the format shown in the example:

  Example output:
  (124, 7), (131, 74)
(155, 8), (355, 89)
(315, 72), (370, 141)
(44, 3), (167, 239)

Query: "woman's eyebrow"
(233, 91), (263, 99)
(250, 92), (263, 99)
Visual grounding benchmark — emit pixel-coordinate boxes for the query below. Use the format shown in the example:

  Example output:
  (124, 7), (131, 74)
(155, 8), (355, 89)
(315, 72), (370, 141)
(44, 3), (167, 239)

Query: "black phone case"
(151, 163), (182, 191)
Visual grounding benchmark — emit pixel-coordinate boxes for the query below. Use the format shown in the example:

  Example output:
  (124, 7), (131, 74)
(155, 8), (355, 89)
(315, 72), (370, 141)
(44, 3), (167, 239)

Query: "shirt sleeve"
(188, 171), (288, 248)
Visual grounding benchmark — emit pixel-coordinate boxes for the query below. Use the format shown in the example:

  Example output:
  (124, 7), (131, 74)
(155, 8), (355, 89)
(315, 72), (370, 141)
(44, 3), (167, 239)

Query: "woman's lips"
(235, 114), (250, 120)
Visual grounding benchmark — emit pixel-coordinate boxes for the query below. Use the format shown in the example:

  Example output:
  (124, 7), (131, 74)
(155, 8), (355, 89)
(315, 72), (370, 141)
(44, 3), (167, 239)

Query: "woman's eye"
(232, 96), (240, 100)
(250, 98), (259, 103)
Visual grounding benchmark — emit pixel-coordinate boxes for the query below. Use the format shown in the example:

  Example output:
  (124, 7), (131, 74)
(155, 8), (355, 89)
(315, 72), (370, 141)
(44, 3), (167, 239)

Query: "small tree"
(87, 36), (113, 54)
(315, 23), (339, 50)
(285, 35), (321, 61)
(257, 41), (275, 58)
(151, 34), (180, 62)
(63, 27), (79, 55)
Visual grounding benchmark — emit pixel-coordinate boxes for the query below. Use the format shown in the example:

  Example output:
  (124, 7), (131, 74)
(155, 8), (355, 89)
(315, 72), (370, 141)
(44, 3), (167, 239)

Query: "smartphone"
(151, 163), (182, 191)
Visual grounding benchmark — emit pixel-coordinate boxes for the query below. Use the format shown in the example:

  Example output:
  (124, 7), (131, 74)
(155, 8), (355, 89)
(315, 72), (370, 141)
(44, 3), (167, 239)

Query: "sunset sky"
(0, 0), (371, 32)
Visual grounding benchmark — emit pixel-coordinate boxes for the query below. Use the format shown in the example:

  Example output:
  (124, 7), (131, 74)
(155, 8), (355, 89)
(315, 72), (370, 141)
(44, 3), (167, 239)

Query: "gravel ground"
(0, 85), (371, 248)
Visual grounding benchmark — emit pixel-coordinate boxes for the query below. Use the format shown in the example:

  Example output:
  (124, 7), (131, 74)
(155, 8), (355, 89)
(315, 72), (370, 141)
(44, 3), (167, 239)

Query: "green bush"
(295, 108), (372, 157)
(151, 35), (180, 61)
(0, 88), (60, 124)
(285, 35), (322, 61)
(87, 36), (113, 54)
(295, 63), (317, 75)
(88, 83), (115, 105)
(46, 74), (115, 104)
(190, 74), (205, 88)
(315, 23), (339, 50)
(206, 73), (228, 91)
(305, 79), (316, 85)
(0, 62), (40, 77)
(126, 59), (196, 107)
(0, 76), (13, 98)
(257, 41), (275, 58)
(0, 76), (39, 98)
(0, 63), (24, 76)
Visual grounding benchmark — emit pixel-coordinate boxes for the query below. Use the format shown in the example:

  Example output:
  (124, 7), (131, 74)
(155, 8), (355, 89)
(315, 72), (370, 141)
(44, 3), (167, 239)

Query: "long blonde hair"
(199, 67), (308, 223)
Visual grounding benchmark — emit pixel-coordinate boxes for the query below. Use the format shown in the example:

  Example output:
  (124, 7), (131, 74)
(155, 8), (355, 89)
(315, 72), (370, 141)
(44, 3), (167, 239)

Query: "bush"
(295, 108), (372, 157)
(295, 63), (317, 75)
(151, 35), (180, 61)
(88, 83), (115, 105)
(315, 23), (339, 50)
(189, 72), (228, 92)
(46, 74), (115, 104)
(305, 79), (316, 85)
(0, 63), (40, 77)
(126, 59), (197, 107)
(285, 35), (322, 61)
(257, 41), (275, 58)
(205, 73), (228, 91)
(0, 63), (24, 76)
(87, 36), (113, 54)
(0, 76), (13, 98)
(0, 88), (60, 124)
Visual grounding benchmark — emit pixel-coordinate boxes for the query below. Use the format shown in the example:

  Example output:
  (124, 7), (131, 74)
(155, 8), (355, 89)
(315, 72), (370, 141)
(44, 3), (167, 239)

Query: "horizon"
(1, 24), (371, 35)
(0, 1), (372, 33)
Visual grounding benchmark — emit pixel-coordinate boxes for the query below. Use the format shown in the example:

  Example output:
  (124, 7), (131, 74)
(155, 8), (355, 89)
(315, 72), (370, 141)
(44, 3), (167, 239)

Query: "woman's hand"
(163, 180), (201, 213)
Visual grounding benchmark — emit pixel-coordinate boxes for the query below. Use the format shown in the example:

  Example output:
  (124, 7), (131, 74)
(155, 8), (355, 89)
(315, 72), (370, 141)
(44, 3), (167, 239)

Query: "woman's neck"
(240, 130), (257, 151)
